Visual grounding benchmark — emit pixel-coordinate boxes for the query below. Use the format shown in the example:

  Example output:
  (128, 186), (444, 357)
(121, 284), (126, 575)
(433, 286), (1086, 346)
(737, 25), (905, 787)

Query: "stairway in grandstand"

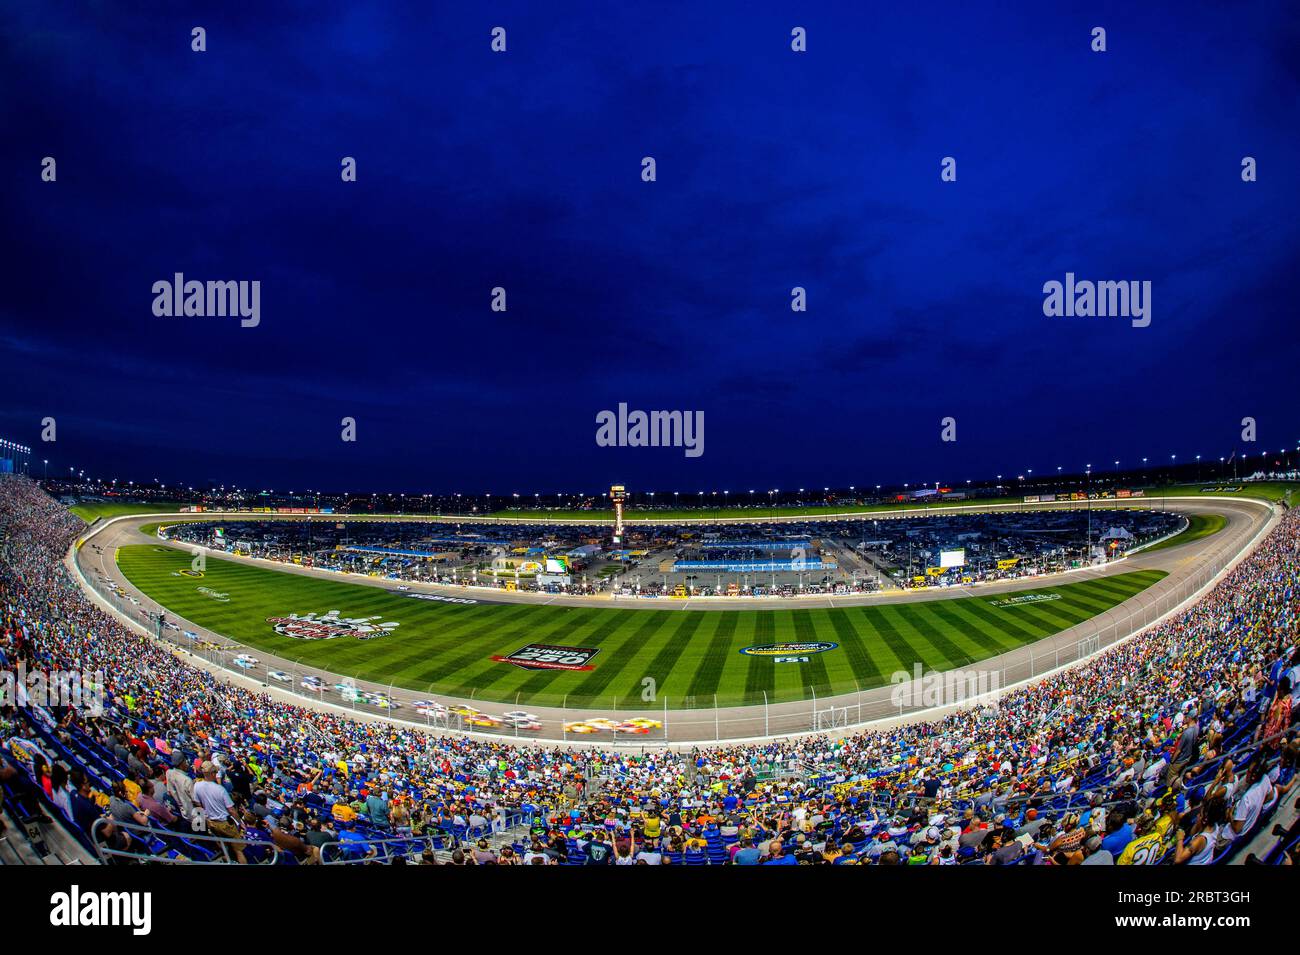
(0, 805), (92, 865)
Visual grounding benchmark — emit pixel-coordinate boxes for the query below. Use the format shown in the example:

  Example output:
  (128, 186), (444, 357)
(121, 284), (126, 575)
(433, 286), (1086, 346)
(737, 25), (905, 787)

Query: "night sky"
(3, 2), (1298, 494)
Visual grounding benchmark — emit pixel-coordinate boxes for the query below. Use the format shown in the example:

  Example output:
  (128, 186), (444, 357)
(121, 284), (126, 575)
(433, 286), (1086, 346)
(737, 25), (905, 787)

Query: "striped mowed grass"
(116, 544), (1165, 710)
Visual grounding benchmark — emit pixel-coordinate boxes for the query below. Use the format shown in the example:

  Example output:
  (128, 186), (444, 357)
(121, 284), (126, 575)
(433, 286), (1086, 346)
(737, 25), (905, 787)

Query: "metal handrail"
(89, 816), (282, 865)
(318, 830), (455, 864)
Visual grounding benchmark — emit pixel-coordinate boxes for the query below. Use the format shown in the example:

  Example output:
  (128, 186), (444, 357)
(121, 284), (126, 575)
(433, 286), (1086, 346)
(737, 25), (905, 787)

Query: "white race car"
(301, 675), (325, 690)
(501, 714), (542, 731)
(267, 670), (292, 683)
(233, 654), (258, 669)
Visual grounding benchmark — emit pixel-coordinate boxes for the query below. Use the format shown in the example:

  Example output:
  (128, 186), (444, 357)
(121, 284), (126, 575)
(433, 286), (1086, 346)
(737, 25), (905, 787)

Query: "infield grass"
(1141, 513), (1226, 554)
(116, 544), (1166, 710)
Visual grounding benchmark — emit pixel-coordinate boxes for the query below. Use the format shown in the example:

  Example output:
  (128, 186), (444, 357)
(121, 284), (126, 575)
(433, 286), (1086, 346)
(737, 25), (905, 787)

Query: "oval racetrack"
(71, 496), (1275, 744)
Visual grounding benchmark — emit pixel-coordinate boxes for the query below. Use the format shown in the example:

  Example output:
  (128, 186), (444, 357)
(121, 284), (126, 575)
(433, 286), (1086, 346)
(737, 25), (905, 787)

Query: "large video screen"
(939, 548), (966, 568)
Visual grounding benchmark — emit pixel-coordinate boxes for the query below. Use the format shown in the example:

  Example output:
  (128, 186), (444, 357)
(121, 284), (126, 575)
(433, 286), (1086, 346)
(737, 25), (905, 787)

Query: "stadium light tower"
(610, 484), (628, 544)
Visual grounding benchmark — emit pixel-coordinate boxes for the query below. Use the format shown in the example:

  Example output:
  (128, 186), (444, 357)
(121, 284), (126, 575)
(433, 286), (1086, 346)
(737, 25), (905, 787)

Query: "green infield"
(69, 501), (187, 522)
(115, 544), (1168, 710)
(1141, 513), (1227, 554)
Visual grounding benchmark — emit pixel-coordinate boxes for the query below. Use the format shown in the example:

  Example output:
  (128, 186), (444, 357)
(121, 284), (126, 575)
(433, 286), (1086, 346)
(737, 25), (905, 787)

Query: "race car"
(563, 721), (601, 735)
(622, 718), (663, 730)
(301, 675), (326, 690)
(267, 670), (292, 683)
(614, 721), (653, 735)
(463, 714), (502, 728)
(233, 654), (258, 669)
(581, 718), (619, 732)
(501, 712), (542, 731)
(448, 704), (483, 718)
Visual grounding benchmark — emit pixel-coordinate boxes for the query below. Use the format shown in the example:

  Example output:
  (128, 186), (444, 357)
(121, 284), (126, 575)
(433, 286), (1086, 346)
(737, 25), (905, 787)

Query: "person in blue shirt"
(337, 824), (374, 860)
(1101, 815), (1134, 856)
(68, 769), (103, 835)
(762, 840), (798, 865)
(732, 838), (761, 865)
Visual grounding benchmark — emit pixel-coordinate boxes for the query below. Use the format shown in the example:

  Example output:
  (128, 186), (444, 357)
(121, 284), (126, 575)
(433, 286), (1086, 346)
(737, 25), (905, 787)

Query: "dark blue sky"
(3, 1), (1297, 494)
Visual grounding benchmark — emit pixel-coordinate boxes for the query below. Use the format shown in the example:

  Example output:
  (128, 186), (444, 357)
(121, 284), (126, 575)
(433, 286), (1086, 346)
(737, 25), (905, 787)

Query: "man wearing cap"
(864, 830), (899, 861)
(194, 760), (246, 863)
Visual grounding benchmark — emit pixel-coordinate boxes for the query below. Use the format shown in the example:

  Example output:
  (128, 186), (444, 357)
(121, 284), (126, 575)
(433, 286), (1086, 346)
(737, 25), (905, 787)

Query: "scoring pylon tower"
(610, 484), (627, 544)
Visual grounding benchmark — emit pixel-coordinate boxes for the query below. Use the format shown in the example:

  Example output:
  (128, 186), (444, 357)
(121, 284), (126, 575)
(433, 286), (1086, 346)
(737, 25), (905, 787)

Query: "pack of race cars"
(221, 655), (664, 735)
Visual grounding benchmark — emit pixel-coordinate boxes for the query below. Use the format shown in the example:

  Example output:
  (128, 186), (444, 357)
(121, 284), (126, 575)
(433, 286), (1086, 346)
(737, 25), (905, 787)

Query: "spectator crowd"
(1, 474), (1298, 865)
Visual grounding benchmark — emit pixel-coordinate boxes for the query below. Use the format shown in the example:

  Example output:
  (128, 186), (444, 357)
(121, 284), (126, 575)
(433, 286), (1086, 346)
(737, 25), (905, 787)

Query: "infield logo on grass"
(739, 642), (838, 657)
(267, 610), (400, 641)
(989, 592), (1061, 608)
(492, 643), (600, 671)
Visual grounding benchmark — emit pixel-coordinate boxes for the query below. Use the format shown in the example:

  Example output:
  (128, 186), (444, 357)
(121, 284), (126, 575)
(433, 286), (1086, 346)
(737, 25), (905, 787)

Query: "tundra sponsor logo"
(739, 642), (838, 657)
(267, 610), (400, 640)
(989, 592), (1061, 608)
(491, 643), (600, 671)
(50, 885), (152, 935)
(196, 587), (230, 602)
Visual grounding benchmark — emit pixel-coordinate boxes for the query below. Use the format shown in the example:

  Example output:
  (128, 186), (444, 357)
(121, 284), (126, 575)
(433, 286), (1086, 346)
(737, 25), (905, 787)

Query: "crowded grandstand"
(1, 474), (1297, 866)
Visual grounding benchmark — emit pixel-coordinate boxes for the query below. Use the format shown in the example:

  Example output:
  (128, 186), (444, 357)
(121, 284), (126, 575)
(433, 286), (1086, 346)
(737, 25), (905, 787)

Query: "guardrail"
(318, 831), (454, 864)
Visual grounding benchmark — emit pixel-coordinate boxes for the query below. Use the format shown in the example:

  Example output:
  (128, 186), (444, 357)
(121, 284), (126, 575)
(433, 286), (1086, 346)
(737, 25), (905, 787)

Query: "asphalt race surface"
(71, 497), (1274, 746)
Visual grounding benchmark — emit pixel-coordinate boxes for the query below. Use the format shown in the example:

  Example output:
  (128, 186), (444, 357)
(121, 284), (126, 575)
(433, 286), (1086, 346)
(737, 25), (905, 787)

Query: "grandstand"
(1, 472), (1297, 869)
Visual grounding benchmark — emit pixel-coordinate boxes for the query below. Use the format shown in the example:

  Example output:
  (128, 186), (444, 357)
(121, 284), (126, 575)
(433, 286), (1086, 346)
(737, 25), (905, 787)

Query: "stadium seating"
(0, 473), (1296, 865)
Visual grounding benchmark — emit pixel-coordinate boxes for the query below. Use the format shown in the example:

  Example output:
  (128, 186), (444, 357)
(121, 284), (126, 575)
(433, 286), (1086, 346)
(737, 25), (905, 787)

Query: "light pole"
(1085, 465), (1093, 562)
